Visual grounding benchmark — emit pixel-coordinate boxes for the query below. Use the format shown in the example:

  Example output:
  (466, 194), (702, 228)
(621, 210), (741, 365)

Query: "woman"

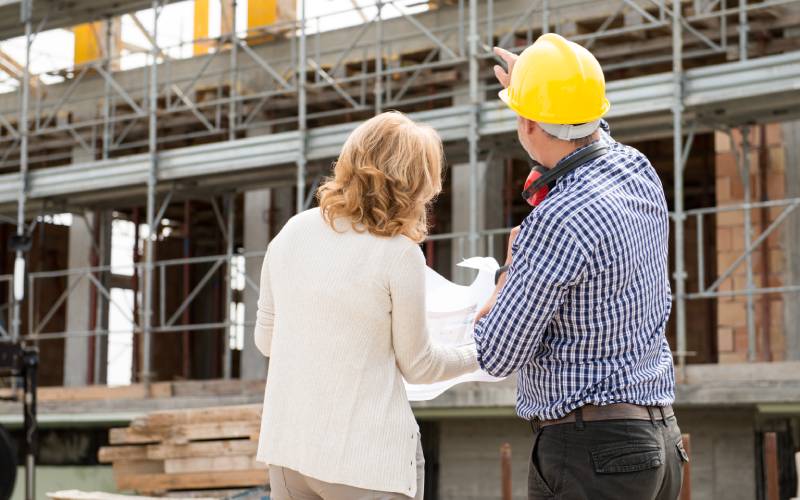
(254, 111), (479, 500)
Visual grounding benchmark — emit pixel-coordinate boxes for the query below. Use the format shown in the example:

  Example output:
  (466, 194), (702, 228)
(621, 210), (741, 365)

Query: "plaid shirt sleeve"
(474, 215), (588, 377)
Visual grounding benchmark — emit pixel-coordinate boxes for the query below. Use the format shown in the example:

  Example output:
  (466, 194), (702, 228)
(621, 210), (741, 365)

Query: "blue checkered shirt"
(474, 125), (676, 421)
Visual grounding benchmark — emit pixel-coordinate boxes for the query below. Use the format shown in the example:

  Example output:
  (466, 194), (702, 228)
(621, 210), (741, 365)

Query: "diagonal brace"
(238, 40), (293, 90)
(705, 201), (800, 293)
(166, 259), (225, 327)
(308, 60), (360, 108)
(387, 1), (458, 59)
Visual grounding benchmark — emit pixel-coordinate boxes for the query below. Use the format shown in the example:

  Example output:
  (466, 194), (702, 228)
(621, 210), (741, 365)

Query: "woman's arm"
(254, 246), (275, 357)
(390, 245), (479, 384)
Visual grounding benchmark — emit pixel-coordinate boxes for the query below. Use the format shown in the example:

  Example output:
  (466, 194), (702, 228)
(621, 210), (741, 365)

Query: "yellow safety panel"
(247, 0), (295, 44)
(194, 0), (210, 56)
(73, 22), (103, 65)
(248, 0), (278, 29)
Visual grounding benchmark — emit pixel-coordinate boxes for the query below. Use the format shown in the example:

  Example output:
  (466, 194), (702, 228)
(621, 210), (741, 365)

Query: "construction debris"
(98, 405), (265, 496)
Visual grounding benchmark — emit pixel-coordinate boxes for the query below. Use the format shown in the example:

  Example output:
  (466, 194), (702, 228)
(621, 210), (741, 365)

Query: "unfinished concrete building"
(0, 0), (799, 498)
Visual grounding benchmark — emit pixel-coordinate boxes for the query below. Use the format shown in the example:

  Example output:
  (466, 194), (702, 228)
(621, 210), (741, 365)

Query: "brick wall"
(714, 125), (787, 362)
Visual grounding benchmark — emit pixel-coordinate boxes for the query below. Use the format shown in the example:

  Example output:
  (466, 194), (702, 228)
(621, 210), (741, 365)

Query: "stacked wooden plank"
(98, 405), (266, 496)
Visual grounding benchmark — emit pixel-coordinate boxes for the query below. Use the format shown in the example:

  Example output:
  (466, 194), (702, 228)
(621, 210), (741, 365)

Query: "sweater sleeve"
(254, 245), (275, 357)
(390, 244), (479, 384)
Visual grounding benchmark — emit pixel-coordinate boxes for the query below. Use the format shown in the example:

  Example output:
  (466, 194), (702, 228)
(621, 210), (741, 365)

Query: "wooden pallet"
(98, 404), (266, 496)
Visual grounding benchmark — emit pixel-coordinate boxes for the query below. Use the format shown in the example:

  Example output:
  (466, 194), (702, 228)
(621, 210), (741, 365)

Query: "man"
(474, 34), (686, 500)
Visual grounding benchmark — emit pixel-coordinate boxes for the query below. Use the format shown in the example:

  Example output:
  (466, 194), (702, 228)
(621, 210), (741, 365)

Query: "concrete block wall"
(435, 410), (757, 500)
(437, 418), (531, 500)
(675, 408), (758, 500)
(714, 124), (790, 363)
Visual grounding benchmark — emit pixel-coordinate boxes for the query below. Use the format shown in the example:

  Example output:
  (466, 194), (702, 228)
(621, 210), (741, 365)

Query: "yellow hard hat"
(499, 33), (610, 126)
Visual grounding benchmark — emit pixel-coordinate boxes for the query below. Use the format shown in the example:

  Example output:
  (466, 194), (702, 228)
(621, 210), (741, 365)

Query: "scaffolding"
(0, 0), (799, 386)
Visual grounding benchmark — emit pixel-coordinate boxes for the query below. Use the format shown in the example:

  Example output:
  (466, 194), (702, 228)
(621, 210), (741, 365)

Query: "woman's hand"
(505, 226), (521, 265)
(475, 290), (498, 323)
(476, 226), (522, 323)
(493, 47), (519, 88)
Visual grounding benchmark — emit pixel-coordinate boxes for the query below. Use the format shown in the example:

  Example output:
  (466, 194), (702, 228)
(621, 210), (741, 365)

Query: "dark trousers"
(528, 413), (687, 500)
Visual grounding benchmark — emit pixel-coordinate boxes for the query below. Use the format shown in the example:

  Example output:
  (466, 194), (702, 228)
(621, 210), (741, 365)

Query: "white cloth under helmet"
(538, 119), (601, 140)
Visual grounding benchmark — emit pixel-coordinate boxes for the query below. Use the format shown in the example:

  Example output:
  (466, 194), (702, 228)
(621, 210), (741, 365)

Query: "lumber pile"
(47, 491), (216, 500)
(98, 405), (266, 496)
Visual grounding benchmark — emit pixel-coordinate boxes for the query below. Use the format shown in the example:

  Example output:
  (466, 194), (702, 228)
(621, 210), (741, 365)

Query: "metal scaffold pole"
(739, 0), (748, 61)
(375, 1), (383, 114)
(228, 0), (238, 142)
(11, 0), (32, 348)
(467, 0), (479, 257)
(223, 193), (235, 379)
(671, 0), (688, 378)
(143, 0), (161, 390)
(102, 16), (112, 160)
(296, 0), (307, 213)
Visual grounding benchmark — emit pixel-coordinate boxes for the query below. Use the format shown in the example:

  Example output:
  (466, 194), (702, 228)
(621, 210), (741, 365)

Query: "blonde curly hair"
(317, 111), (443, 243)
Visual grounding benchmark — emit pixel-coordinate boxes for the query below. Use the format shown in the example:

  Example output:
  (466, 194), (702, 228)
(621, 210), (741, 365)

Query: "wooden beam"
(763, 432), (780, 500)
(115, 469), (267, 493)
(350, 0), (367, 22)
(0, 49), (39, 88)
(145, 439), (258, 460)
(109, 421), (260, 445)
(220, 0), (234, 36)
(163, 455), (265, 474)
(680, 434), (691, 500)
(134, 404), (260, 428)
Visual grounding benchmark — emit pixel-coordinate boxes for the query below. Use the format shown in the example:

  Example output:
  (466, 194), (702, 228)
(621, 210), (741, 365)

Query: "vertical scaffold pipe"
(102, 17), (112, 159)
(672, 0), (688, 378)
(296, 0), (307, 213)
(375, 1), (383, 114)
(143, 0), (161, 391)
(223, 193), (235, 379)
(467, 0), (479, 258)
(12, 0), (32, 345)
(739, 0), (748, 61)
(229, 0), (238, 142)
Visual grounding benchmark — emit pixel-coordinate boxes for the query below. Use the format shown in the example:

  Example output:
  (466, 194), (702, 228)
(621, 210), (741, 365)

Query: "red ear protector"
(521, 142), (609, 207)
(522, 164), (550, 207)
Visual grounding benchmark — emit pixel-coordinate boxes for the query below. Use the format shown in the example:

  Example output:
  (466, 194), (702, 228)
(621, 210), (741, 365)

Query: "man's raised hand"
(493, 47), (518, 89)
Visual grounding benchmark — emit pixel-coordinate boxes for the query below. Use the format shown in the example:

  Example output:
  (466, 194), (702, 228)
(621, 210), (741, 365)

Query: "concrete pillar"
(242, 188), (270, 380)
(63, 213), (93, 387)
(240, 127), (296, 379)
(450, 156), (504, 284)
(781, 120), (800, 361)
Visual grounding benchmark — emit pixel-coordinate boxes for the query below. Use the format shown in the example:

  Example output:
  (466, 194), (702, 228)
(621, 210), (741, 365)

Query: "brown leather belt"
(535, 403), (674, 429)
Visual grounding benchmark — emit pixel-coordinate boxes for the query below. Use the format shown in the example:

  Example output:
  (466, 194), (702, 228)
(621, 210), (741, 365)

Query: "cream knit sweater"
(254, 208), (479, 497)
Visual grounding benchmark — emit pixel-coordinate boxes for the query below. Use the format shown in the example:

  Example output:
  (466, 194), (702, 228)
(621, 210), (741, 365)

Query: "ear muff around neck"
(521, 142), (608, 207)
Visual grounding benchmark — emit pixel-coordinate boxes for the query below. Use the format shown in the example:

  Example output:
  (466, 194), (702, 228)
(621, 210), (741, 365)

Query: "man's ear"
(525, 119), (538, 135)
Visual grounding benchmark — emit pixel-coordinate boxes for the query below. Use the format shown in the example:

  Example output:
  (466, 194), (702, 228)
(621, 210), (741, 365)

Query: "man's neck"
(541, 130), (601, 168)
